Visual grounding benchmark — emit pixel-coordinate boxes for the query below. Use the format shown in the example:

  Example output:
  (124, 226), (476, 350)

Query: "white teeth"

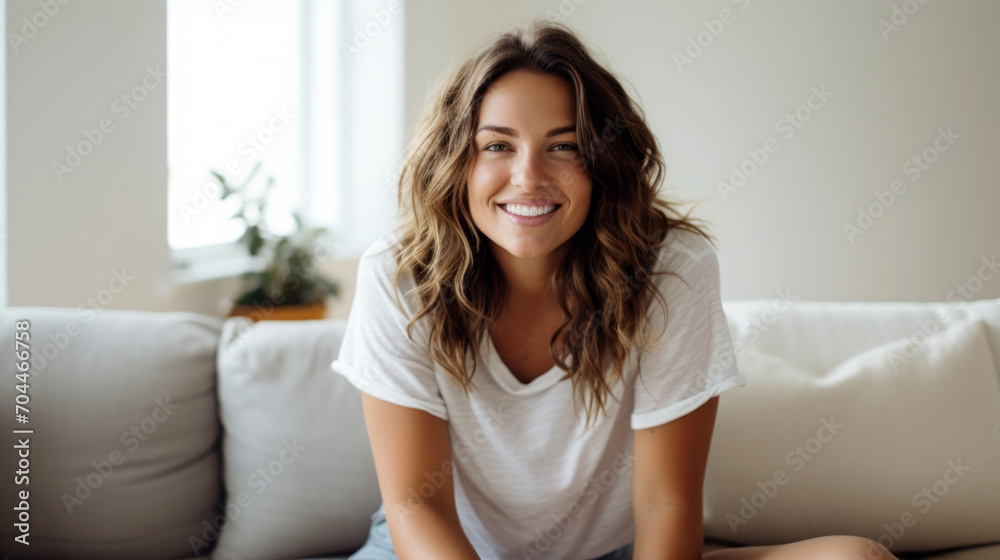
(503, 204), (557, 217)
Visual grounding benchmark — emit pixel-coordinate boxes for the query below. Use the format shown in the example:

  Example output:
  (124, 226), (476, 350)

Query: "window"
(167, 0), (348, 281)
(168, 0), (403, 283)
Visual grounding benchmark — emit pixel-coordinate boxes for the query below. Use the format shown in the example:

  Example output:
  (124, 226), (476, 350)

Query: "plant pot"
(227, 302), (327, 322)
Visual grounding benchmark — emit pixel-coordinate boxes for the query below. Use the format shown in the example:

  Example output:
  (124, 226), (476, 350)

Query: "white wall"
(6, 0), (998, 313)
(404, 0), (1000, 303)
(7, 0), (174, 311)
(1, 0), (7, 307)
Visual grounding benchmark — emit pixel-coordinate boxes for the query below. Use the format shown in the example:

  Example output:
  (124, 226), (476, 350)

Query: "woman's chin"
(492, 239), (566, 261)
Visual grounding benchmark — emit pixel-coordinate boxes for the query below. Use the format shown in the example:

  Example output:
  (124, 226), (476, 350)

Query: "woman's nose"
(510, 151), (551, 191)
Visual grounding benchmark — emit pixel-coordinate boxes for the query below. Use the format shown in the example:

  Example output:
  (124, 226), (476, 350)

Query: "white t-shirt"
(331, 227), (747, 560)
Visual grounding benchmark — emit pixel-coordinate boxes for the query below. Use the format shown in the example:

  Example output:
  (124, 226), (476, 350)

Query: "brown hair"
(391, 19), (716, 431)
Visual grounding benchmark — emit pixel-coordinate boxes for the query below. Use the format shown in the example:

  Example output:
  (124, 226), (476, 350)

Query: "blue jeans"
(349, 503), (633, 560)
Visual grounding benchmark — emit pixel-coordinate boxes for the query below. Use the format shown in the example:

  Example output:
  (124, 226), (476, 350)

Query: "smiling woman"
(465, 70), (594, 386)
(330, 19), (899, 560)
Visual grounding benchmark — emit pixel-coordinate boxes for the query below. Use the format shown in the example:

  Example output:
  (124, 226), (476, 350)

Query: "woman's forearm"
(633, 504), (703, 560)
(387, 501), (481, 560)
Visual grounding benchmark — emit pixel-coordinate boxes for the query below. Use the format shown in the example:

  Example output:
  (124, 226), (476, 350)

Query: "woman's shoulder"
(355, 228), (410, 284)
(354, 227), (423, 317)
(359, 227), (406, 263)
(654, 227), (720, 278)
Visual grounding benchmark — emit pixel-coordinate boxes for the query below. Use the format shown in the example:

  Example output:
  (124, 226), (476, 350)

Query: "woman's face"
(467, 70), (592, 262)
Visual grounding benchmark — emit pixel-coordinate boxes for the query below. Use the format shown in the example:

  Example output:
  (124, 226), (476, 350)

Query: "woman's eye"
(482, 143), (577, 153)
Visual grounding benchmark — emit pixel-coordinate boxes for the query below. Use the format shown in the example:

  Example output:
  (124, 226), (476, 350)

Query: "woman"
(332, 20), (897, 560)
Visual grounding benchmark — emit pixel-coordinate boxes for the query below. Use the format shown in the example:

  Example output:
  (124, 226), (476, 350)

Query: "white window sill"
(171, 242), (266, 285)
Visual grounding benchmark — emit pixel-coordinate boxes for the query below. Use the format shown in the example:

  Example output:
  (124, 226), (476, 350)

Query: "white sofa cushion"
(0, 308), (222, 559)
(721, 297), (1000, 374)
(704, 314), (1000, 552)
(212, 317), (380, 560)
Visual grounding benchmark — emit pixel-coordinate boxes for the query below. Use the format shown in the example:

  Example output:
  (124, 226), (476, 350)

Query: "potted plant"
(210, 161), (340, 322)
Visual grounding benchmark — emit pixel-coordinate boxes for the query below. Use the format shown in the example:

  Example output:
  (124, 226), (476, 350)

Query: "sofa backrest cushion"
(722, 297), (1000, 373)
(211, 317), (380, 560)
(0, 307), (223, 559)
(706, 302), (1000, 554)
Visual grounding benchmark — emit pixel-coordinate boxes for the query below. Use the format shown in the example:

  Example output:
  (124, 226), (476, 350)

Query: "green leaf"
(319, 277), (340, 296)
(249, 235), (265, 256)
(209, 170), (234, 199)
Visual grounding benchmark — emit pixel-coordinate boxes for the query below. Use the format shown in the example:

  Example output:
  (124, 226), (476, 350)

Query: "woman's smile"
(498, 202), (562, 225)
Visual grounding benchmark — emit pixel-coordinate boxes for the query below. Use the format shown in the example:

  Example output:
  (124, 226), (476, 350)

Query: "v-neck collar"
(482, 330), (571, 395)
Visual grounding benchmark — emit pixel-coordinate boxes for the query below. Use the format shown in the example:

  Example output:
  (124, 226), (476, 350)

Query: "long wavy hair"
(391, 19), (716, 431)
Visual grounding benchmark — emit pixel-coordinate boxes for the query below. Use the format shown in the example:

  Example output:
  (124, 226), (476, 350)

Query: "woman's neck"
(490, 240), (571, 299)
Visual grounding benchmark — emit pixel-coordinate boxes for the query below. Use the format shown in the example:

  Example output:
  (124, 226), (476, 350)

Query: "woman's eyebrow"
(475, 124), (576, 138)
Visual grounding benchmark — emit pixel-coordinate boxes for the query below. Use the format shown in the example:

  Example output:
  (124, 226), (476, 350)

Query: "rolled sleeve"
(331, 236), (448, 421)
(631, 231), (746, 430)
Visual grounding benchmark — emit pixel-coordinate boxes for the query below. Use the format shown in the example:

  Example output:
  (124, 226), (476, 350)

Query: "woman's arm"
(361, 393), (480, 560)
(632, 396), (721, 560)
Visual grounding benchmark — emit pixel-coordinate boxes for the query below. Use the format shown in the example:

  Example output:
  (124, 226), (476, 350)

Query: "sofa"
(1, 296), (999, 560)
